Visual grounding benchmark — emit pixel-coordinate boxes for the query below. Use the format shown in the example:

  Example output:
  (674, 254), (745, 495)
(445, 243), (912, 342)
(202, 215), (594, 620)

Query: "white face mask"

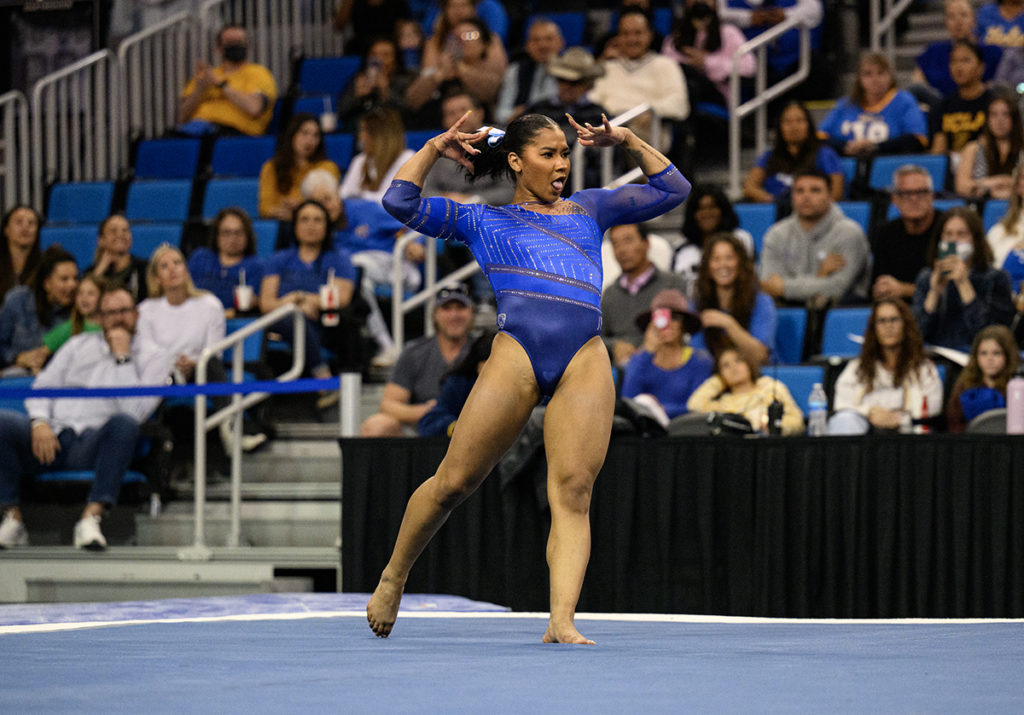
(955, 241), (973, 264)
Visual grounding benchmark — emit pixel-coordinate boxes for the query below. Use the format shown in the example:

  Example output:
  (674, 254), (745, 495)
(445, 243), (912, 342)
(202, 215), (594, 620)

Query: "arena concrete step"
(135, 501), (340, 548)
(0, 546), (339, 603)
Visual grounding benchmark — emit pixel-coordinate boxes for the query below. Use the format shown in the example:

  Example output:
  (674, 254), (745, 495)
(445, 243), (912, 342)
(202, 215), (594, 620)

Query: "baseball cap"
(437, 283), (474, 307)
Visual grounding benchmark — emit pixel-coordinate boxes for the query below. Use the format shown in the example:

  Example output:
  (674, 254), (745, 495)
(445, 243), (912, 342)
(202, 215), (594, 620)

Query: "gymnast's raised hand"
(566, 113), (627, 147)
(428, 111), (489, 171)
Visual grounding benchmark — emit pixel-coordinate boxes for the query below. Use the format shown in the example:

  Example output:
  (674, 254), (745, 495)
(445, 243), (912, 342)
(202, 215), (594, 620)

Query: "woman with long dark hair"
(258, 113), (340, 220)
(954, 91), (1024, 199)
(338, 36), (413, 130)
(691, 232), (776, 364)
(372, 110), (690, 643)
(0, 206), (42, 303)
(673, 184), (753, 298)
(744, 101), (844, 203)
(0, 245), (77, 374)
(945, 324), (1019, 432)
(829, 298), (942, 434)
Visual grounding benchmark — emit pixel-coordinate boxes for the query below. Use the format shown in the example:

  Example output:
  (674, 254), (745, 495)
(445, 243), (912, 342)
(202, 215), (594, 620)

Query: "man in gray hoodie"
(759, 169), (870, 306)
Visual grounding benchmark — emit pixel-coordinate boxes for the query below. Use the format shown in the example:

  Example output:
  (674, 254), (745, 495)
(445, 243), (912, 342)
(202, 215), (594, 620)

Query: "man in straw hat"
(527, 47), (608, 147)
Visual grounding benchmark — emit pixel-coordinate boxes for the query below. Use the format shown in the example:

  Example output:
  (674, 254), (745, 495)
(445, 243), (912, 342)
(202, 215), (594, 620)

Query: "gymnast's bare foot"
(542, 621), (595, 645)
(367, 572), (404, 638)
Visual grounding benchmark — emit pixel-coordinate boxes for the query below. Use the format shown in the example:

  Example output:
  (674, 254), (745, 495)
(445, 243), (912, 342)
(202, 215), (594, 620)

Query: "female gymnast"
(370, 111), (690, 643)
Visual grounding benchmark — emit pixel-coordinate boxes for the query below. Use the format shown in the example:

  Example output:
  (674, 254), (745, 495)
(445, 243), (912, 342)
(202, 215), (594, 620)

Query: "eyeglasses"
(459, 30), (480, 42)
(892, 189), (932, 199)
(100, 307), (134, 318)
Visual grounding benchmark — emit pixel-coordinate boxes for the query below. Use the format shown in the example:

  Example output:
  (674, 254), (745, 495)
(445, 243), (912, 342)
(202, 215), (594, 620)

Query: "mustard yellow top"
(258, 159), (340, 218)
(686, 375), (805, 436)
(182, 63), (278, 136)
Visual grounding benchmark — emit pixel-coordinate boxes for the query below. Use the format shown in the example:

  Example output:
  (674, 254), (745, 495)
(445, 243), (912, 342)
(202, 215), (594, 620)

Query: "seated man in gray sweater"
(759, 169), (870, 307)
(601, 223), (687, 368)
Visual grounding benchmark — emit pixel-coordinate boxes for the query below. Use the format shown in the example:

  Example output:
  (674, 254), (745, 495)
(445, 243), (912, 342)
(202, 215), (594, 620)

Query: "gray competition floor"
(2, 593), (1023, 713)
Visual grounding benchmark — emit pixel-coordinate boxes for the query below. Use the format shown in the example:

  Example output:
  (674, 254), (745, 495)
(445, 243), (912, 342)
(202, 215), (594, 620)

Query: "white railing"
(30, 49), (122, 212)
(199, 0), (344, 89)
(182, 303), (361, 557)
(727, 16), (812, 198)
(570, 103), (662, 194)
(0, 90), (30, 209)
(870, 0), (916, 65)
(117, 11), (201, 147)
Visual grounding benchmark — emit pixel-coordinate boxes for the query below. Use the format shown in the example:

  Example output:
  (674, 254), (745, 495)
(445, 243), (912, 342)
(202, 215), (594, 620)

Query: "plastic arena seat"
(819, 307), (873, 359)
(733, 203), (776, 257)
(125, 180), (193, 222)
(772, 365), (825, 415)
(869, 154), (947, 193)
(774, 307), (808, 365)
(39, 224), (98, 268)
(324, 133), (355, 171)
(47, 182), (114, 224)
(202, 178), (260, 221)
(211, 136), (276, 178)
(837, 201), (870, 232)
(131, 223), (183, 258)
(298, 56), (361, 95)
(134, 138), (201, 179)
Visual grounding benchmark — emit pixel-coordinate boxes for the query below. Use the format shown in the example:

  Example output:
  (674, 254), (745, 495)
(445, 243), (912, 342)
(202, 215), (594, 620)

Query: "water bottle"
(807, 382), (828, 436)
(1007, 376), (1024, 435)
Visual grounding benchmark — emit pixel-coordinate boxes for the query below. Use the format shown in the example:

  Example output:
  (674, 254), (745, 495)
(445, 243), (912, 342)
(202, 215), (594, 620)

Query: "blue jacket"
(0, 286), (70, 366)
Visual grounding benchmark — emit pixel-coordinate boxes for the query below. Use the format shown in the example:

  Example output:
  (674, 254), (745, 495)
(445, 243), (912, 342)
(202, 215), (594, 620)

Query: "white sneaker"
(73, 514), (107, 551)
(0, 511), (28, 548)
(220, 421), (268, 453)
(370, 346), (400, 369)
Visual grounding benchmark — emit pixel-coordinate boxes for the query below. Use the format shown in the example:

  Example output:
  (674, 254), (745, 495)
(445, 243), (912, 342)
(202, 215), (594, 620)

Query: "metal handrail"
(870, 0), (916, 64)
(0, 90), (30, 209)
(116, 11), (199, 146)
(181, 303), (306, 559)
(30, 49), (122, 211)
(727, 16), (811, 198)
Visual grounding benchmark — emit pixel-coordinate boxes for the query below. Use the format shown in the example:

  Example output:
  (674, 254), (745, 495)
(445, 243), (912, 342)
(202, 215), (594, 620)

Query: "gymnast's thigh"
(436, 333), (541, 487)
(543, 336), (616, 480)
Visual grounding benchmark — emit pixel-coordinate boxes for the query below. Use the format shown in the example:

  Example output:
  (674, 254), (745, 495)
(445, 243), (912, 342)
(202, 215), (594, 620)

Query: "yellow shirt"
(182, 63), (278, 136)
(686, 375), (805, 436)
(258, 159), (340, 218)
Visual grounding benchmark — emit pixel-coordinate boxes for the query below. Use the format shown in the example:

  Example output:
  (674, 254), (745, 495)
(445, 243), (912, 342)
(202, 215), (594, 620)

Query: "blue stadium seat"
(773, 365), (825, 415)
(202, 178), (260, 221)
(405, 129), (438, 152)
(47, 182), (114, 224)
(774, 307), (807, 365)
(134, 138), (201, 179)
(837, 201), (871, 232)
(733, 203), (776, 257)
(131, 223), (183, 259)
(653, 7), (673, 36)
(819, 307), (872, 358)
(839, 157), (857, 198)
(251, 219), (280, 256)
(225, 317), (265, 363)
(982, 198), (1009, 232)
(211, 136), (276, 178)
(0, 377), (146, 486)
(887, 197), (965, 220)
(125, 180), (193, 222)
(293, 94), (336, 118)
(869, 154), (947, 193)
(325, 133), (355, 171)
(525, 12), (585, 45)
(40, 225), (97, 269)
(298, 56), (362, 95)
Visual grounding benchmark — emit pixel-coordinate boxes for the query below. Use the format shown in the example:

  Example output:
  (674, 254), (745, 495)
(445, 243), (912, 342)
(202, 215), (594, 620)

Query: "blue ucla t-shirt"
(264, 247), (357, 295)
(818, 89), (927, 147)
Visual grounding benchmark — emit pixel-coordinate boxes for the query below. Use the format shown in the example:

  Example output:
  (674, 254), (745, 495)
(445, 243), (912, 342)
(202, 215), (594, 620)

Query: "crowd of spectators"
(11, 0), (1024, 548)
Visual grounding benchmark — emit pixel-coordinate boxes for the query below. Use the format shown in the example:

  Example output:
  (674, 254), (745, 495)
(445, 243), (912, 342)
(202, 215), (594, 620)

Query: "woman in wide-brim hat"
(622, 288), (712, 422)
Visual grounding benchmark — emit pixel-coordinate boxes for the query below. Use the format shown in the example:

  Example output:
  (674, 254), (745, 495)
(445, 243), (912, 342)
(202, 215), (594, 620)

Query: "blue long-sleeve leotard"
(383, 166), (690, 395)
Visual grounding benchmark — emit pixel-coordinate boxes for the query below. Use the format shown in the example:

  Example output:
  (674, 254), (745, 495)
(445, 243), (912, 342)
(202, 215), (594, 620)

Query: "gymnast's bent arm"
(383, 112), (487, 233)
(566, 114), (691, 228)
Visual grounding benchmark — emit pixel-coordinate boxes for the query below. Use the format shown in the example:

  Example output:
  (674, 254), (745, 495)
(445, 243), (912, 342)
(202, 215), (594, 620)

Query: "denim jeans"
(0, 409), (140, 506)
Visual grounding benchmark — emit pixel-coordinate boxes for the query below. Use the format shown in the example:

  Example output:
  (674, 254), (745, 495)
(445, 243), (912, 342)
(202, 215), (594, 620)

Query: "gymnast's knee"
(549, 472), (594, 514)
(432, 469), (486, 510)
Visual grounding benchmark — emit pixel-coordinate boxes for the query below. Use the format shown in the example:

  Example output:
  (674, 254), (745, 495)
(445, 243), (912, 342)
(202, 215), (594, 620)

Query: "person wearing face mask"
(177, 25), (278, 137)
(912, 206), (1014, 351)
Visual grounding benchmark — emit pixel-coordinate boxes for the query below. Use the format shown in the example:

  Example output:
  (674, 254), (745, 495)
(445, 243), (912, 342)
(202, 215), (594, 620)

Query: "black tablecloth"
(341, 435), (1024, 617)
